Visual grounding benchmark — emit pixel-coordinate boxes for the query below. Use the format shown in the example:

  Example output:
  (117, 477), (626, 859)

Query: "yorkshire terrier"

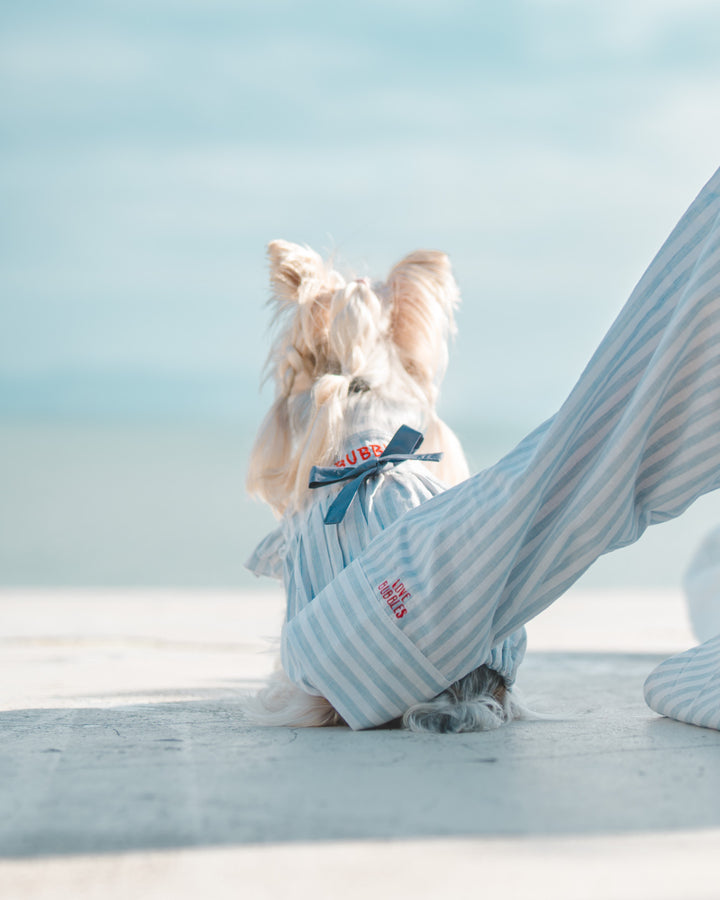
(244, 240), (523, 733)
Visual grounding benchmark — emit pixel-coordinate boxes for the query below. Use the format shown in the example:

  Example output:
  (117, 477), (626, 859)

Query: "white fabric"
(683, 526), (720, 643)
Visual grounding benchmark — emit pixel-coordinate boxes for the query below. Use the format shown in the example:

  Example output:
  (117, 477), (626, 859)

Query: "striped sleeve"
(284, 165), (720, 729)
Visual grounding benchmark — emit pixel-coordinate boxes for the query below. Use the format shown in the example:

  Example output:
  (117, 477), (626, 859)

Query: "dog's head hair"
(247, 240), (468, 516)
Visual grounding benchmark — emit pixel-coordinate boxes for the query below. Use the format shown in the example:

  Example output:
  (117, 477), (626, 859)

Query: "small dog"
(244, 240), (523, 733)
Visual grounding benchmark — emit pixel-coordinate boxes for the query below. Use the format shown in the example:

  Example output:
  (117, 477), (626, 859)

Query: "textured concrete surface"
(1, 587), (720, 899)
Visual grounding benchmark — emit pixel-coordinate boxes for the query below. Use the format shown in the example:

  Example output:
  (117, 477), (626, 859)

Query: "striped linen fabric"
(644, 634), (720, 731)
(247, 426), (527, 690)
(282, 165), (720, 730)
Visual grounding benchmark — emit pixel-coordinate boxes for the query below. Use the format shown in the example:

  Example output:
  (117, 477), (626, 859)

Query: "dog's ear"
(387, 250), (460, 392)
(267, 240), (327, 304)
(266, 240), (339, 389)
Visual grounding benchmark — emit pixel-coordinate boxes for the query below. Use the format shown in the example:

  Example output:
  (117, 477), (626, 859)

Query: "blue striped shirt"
(247, 426), (527, 698)
(278, 165), (720, 730)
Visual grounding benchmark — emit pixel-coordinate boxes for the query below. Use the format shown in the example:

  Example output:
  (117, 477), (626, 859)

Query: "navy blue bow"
(308, 424), (443, 525)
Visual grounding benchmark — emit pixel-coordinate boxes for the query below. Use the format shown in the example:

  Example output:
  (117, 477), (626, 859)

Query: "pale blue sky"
(3, 0), (720, 425)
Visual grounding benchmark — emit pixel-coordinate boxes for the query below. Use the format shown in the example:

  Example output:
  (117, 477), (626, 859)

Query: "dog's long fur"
(245, 241), (524, 733)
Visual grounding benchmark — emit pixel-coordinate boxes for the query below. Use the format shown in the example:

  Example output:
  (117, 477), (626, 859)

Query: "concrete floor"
(1, 588), (719, 899)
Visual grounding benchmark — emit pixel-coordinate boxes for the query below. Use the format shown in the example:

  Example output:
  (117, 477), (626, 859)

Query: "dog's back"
(244, 242), (524, 732)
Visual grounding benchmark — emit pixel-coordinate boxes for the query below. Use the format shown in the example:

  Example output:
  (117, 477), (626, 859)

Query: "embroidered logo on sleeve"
(377, 579), (410, 619)
(333, 443), (385, 468)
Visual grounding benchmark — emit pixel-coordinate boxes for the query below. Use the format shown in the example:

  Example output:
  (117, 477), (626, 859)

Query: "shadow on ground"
(2, 651), (720, 859)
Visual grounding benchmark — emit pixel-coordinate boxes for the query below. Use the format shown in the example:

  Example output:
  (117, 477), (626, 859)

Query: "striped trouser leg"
(283, 166), (720, 729)
(643, 634), (720, 730)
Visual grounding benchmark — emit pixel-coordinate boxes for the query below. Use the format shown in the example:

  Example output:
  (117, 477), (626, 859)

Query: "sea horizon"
(3, 412), (720, 592)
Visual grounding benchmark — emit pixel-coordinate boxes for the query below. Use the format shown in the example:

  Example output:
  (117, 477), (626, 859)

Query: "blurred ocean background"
(3, 0), (720, 590)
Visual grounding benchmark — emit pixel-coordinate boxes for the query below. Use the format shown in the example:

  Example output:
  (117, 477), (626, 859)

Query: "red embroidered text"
(334, 443), (385, 468)
(377, 579), (410, 619)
